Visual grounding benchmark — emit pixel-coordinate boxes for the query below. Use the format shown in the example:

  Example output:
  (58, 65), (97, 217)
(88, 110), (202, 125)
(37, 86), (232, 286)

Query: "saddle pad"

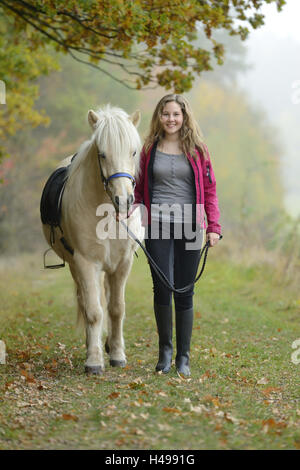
(40, 166), (69, 227)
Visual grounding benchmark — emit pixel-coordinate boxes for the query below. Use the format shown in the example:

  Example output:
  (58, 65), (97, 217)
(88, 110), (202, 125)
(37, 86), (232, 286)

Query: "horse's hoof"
(85, 365), (104, 375)
(105, 338), (110, 354)
(110, 359), (126, 368)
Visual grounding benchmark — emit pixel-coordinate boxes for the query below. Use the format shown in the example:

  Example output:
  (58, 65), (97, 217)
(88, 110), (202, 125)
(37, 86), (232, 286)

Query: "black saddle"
(40, 155), (77, 267)
(40, 166), (69, 228)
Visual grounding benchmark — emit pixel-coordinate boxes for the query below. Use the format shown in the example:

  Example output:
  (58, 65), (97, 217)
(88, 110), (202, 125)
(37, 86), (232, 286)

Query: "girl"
(134, 94), (221, 376)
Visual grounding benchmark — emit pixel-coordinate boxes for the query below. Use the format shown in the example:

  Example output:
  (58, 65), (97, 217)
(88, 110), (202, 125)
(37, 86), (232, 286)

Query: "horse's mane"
(68, 105), (141, 180)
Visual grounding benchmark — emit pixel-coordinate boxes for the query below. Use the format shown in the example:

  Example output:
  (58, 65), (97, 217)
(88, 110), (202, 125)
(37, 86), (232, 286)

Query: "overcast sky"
(237, 0), (300, 217)
(257, 0), (300, 42)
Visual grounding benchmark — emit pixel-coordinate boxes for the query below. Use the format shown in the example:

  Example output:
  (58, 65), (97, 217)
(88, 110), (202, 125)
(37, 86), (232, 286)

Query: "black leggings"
(145, 223), (203, 311)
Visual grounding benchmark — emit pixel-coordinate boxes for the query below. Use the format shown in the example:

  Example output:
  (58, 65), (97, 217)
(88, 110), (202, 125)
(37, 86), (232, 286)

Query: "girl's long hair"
(144, 94), (208, 160)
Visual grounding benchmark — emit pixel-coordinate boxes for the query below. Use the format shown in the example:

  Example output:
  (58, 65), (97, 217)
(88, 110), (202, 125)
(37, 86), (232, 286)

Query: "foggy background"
(0, 0), (299, 284)
(238, 0), (300, 218)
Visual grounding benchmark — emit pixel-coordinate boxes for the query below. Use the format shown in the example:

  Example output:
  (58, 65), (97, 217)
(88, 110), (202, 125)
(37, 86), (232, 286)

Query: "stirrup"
(43, 247), (65, 269)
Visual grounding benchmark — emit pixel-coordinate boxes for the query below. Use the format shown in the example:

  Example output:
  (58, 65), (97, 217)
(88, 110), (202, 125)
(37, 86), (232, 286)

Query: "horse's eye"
(99, 152), (106, 159)
(133, 150), (136, 157)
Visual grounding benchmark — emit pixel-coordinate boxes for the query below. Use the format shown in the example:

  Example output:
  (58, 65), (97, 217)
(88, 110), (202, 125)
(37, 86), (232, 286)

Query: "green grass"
(0, 248), (299, 450)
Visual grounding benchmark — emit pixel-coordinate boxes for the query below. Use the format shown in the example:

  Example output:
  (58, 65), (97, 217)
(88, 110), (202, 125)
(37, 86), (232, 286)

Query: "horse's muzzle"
(114, 194), (134, 215)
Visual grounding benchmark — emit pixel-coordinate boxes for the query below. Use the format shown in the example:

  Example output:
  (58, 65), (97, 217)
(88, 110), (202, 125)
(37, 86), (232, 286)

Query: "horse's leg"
(106, 258), (133, 367)
(101, 272), (111, 355)
(73, 254), (104, 375)
(69, 264), (86, 334)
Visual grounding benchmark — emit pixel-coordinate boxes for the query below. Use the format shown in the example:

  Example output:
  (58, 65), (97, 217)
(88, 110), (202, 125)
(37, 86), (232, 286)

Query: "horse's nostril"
(128, 195), (134, 206)
(115, 196), (120, 207)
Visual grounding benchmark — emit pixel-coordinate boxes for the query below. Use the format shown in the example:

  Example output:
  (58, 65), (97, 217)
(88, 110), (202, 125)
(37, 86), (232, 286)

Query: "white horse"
(42, 105), (144, 375)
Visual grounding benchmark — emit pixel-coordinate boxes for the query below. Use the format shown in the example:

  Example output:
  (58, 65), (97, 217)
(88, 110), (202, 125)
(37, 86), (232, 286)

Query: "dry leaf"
(62, 414), (78, 422)
(224, 413), (240, 425)
(108, 392), (120, 399)
(262, 418), (287, 434)
(190, 404), (208, 414)
(262, 387), (283, 396)
(163, 407), (181, 414)
(128, 381), (145, 390)
(20, 369), (36, 384)
(257, 377), (269, 385)
(211, 397), (222, 408)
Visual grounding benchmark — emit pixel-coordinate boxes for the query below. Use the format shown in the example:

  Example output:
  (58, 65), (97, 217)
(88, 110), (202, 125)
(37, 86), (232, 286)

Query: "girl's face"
(159, 101), (184, 137)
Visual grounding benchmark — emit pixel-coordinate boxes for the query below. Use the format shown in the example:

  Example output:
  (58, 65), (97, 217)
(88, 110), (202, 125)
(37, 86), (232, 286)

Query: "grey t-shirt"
(152, 149), (195, 223)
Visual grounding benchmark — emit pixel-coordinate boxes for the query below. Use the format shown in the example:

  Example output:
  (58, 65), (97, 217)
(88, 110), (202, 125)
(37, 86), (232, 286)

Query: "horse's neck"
(71, 142), (105, 207)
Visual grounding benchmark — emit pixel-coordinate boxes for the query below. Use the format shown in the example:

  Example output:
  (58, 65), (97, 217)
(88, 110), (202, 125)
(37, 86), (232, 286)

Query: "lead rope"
(120, 219), (222, 294)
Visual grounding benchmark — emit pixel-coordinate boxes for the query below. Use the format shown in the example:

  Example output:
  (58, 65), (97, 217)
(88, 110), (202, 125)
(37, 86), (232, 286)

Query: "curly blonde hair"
(144, 94), (208, 160)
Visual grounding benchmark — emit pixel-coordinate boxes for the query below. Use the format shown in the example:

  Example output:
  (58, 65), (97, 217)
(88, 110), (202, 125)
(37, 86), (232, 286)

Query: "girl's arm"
(201, 144), (222, 236)
(134, 146), (146, 205)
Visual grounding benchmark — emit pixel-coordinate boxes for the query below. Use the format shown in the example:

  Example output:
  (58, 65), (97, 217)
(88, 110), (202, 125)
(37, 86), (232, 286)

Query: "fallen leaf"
(163, 407), (181, 414)
(224, 413), (240, 425)
(262, 418), (287, 433)
(211, 397), (222, 408)
(156, 391), (167, 397)
(128, 381), (145, 390)
(62, 414), (78, 422)
(215, 423), (223, 431)
(257, 377), (269, 385)
(262, 387), (283, 396)
(20, 368), (36, 384)
(203, 394), (222, 406)
(219, 439), (228, 447)
(190, 404), (208, 414)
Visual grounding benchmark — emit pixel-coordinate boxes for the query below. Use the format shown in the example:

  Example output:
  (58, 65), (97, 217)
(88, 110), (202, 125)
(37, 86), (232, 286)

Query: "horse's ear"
(88, 110), (99, 129)
(130, 110), (141, 128)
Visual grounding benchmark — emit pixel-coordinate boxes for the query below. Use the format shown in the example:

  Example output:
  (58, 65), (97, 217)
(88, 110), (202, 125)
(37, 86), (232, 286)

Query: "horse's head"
(88, 105), (141, 216)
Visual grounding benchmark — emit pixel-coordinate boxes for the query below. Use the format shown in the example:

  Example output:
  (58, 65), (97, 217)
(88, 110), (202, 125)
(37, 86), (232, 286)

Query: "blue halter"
(105, 172), (136, 189)
(97, 154), (136, 191)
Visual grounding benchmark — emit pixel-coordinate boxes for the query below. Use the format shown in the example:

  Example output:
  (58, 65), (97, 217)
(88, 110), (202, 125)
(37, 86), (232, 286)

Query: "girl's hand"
(206, 232), (220, 247)
(115, 212), (129, 221)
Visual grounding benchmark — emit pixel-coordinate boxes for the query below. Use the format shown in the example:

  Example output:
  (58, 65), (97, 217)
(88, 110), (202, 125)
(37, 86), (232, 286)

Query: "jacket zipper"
(206, 163), (212, 183)
(188, 155), (202, 226)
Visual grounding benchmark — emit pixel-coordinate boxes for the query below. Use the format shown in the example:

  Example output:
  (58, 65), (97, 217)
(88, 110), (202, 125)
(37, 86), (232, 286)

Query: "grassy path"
(0, 248), (299, 450)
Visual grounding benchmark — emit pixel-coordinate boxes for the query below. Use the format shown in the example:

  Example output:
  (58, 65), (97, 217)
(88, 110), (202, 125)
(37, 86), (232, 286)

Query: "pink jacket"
(134, 141), (222, 235)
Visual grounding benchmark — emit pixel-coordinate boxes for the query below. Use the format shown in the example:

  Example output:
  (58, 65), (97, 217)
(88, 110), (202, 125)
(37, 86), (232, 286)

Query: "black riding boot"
(175, 307), (194, 376)
(154, 302), (173, 373)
